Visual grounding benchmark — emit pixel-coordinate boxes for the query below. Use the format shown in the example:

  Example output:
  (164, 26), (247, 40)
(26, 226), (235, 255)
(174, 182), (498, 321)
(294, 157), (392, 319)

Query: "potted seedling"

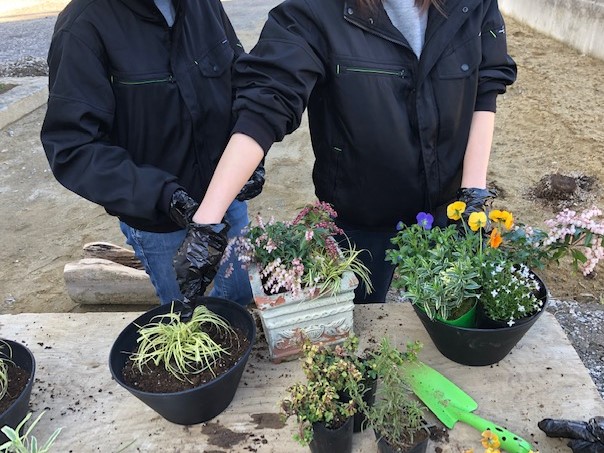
(362, 339), (430, 453)
(280, 337), (367, 453)
(0, 411), (61, 453)
(0, 341), (35, 445)
(109, 297), (256, 425)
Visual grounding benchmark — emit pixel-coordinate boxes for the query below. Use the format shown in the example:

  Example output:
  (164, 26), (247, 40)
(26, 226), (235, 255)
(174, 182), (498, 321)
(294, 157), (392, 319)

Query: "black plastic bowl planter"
(0, 339), (36, 443)
(109, 297), (256, 425)
(413, 275), (549, 366)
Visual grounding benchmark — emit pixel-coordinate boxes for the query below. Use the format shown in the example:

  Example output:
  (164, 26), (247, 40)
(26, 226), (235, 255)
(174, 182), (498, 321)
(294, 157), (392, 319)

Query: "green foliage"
(233, 201), (373, 297)
(386, 223), (482, 321)
(131, 303), (237, 381)
(280, 336), (365, 446)
(0, 412), (62, 453)
(363, 339), (426, 451)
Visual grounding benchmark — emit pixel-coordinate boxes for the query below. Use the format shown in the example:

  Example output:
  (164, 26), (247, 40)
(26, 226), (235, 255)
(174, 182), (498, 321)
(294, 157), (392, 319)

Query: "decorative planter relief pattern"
(249, 264), (358, 363)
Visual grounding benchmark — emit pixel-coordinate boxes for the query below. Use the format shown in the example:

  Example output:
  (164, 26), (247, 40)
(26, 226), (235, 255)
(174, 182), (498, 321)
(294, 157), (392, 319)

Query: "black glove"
(236, 161), (265, 201)
(457, 187), (497, 215)
(173, 222), (229, 310)
(539, 417), (604, 453)
(169, 189), (199, 229)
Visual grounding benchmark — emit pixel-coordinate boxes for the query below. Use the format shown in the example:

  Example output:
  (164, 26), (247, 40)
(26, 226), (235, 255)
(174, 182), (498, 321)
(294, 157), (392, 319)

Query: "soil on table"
(0, 364), (29, 414)
(121, 326), (250, 393)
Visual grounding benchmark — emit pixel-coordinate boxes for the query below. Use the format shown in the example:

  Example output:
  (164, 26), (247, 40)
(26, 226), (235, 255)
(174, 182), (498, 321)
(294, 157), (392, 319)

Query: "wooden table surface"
(1, 303), (602, 452)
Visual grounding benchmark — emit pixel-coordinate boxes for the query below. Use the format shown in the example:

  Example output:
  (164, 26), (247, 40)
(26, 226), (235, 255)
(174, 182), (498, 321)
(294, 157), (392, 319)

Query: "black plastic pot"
(310, 416), (354, 453)
(412, 275), (548, 366)
(375, 429), (430, 453)
(0, 340), (35, 443)
(108, 297), (256, 425)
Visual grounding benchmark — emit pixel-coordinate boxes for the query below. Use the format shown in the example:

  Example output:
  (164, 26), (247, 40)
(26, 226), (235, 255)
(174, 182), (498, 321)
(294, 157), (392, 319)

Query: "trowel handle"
(453, 407), (534, 453)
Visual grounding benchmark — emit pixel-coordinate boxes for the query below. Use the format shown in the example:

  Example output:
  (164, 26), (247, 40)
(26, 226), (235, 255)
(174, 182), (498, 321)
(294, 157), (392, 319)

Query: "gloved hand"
(236, 161), (266, 201)
(173, 222), (229, 311)
(457, 187), (497, 216)
(169, 189), (199, 229)
(539, 417), (604, 453)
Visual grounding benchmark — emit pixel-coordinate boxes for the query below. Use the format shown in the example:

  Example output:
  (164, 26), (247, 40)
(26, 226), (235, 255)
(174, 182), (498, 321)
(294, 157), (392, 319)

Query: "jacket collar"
(343, 0), (482, 48)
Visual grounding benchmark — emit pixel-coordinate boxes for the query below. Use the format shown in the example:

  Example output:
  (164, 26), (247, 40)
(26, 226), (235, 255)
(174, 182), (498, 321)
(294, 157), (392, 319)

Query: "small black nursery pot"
(310, 416), (354, 453)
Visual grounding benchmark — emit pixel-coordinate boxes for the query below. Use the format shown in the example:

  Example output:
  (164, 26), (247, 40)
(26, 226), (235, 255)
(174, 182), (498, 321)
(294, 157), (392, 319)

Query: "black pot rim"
(108, 297), (256, 396)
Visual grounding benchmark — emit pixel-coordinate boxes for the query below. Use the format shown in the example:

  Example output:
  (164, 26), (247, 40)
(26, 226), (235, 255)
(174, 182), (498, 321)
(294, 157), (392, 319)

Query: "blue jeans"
(119, 200), (252, 306)
(336, 223), (398, 304)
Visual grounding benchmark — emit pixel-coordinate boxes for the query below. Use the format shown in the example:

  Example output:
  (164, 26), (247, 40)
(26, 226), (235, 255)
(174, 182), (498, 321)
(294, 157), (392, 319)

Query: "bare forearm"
(192, 133), (264, 224)
(461, 111), (495, 189)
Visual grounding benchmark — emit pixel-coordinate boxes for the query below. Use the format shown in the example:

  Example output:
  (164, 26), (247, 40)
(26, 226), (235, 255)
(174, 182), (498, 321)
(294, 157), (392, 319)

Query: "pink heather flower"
(305, 230), (314, 241)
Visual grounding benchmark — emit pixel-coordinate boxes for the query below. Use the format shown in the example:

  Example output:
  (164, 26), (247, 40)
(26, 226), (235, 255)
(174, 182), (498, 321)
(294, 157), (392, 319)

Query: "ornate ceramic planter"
(248, 264), (358, 363)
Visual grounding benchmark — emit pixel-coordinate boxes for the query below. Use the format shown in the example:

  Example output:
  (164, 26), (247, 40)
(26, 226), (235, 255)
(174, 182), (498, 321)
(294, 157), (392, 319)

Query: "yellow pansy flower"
(481, 430), (501, 449)
(447, 201), (466, 220)
(468, 212), (487, 231)
(489, 209), (514, 230)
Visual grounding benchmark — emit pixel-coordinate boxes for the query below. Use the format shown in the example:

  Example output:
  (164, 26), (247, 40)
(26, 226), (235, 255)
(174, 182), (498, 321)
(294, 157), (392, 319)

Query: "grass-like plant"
(0, 411), (62, 453)
(0, 341), (12, 401)
(130, 303), (237, 381)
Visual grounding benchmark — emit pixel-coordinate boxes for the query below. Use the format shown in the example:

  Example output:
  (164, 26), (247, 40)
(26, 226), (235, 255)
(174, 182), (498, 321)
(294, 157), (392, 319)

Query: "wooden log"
(82, 241), (144, 270)
(64, 258), (158, 305)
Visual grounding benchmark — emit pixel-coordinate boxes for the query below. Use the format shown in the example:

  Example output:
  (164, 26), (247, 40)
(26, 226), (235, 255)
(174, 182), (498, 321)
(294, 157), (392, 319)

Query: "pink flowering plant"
(387, 202), (604, 327)
(224, 201), (372, 297)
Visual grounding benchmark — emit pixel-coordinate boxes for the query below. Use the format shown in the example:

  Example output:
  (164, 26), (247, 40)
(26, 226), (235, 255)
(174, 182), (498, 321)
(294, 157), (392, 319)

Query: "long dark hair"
(358, 0), (445, 14)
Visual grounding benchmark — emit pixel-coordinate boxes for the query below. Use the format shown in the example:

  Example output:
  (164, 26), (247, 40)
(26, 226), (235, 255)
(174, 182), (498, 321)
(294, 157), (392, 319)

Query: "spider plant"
(0, 411), (62, 453)
(130, 303), (238, 381)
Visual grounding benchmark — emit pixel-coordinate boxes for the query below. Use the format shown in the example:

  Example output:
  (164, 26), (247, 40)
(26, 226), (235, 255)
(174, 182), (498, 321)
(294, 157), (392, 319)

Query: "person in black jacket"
(174, 0), (517, 303)
(41, 0), (263, 306)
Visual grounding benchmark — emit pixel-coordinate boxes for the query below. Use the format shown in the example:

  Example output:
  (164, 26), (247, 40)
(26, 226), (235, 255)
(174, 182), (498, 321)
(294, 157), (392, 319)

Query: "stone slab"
(0, 76), (47, 130)
(0, 303), (602, 452)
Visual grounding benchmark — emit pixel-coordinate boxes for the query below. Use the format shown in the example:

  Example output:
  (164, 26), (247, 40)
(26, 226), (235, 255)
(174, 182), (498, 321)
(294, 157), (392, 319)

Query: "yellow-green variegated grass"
(130, 304), (237, 382)
(0, 341), (12, 401)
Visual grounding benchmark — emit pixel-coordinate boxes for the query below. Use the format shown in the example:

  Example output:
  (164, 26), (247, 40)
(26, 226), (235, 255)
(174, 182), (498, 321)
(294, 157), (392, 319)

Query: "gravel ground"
(2, 2), (603, 408)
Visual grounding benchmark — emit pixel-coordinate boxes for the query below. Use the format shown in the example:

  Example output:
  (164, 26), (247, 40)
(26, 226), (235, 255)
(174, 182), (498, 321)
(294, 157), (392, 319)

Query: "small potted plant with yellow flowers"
(386, 201), (604, 366)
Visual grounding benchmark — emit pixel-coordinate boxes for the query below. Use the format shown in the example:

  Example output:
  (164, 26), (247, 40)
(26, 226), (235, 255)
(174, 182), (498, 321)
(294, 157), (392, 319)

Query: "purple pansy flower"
(416, 212), (434, 230)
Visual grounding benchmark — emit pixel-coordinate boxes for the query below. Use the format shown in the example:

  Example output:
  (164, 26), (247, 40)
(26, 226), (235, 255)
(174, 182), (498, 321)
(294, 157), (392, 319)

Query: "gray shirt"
(383, 0), (428, 58)
(154, 0), (176, 27)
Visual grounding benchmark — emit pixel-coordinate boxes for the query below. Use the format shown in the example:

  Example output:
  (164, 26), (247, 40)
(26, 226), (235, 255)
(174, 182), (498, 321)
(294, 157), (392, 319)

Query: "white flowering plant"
(387, 202), (604, 327)
(224, 201), (372, 297)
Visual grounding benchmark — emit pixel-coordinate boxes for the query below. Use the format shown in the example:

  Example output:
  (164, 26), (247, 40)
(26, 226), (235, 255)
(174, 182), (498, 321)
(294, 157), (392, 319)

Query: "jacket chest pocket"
(436, 34), (481, 79)
(336, 63), (407, 79)
(196, 39), (234, 77)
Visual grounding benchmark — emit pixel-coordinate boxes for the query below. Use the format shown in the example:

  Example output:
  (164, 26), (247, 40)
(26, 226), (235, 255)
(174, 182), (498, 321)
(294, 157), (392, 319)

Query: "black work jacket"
(41, 0), (242, 232)
(232, 0), (517, 229)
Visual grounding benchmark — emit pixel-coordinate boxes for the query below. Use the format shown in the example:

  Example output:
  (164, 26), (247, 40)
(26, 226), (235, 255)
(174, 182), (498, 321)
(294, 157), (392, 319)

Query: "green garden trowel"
(401, 361), (535, 453)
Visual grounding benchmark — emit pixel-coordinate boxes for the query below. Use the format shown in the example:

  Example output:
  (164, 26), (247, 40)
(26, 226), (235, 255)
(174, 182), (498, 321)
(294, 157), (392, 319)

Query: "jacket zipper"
(336, 64), (406, 78)
(111, 75), (175, 85)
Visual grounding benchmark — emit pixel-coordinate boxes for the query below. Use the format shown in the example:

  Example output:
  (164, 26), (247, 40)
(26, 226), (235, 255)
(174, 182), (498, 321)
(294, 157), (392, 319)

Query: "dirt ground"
(1, 11), (604, 394)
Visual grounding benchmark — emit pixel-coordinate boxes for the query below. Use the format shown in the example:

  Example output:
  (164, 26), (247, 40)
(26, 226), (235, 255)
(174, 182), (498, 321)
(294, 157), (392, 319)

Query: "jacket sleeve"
(41, 28), (182, 222)
(231, 0), (326, 153)
(475, 0), (518, 112)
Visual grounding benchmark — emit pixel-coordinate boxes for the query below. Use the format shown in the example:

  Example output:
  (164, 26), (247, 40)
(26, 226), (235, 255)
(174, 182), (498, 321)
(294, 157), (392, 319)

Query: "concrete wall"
(499, 0), (604, 61)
